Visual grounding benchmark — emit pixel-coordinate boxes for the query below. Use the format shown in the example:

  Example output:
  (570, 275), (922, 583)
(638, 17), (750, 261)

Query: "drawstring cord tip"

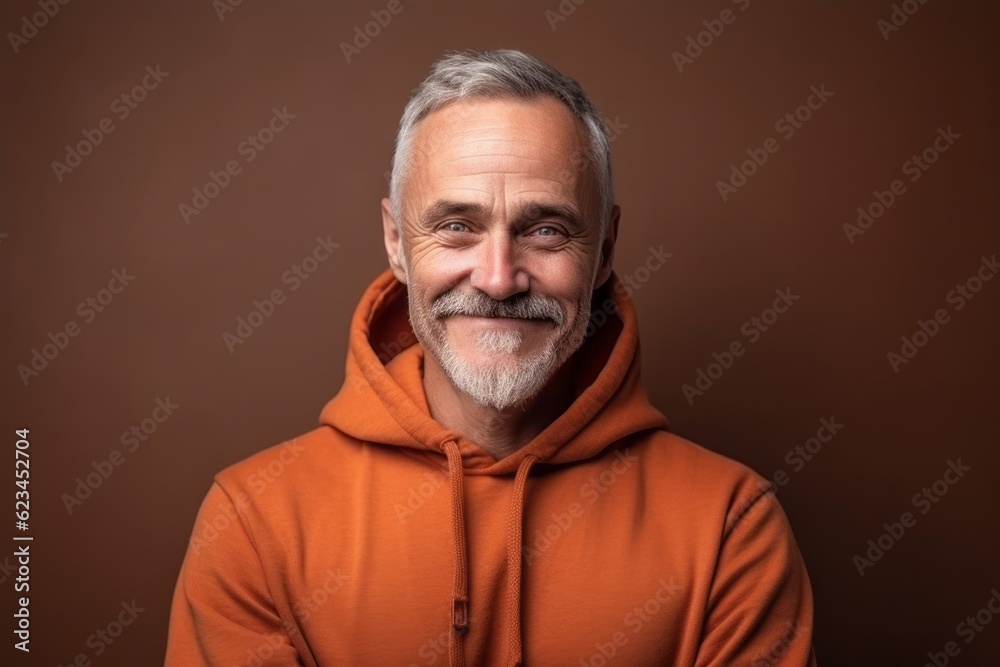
(452, 597), (469, 635)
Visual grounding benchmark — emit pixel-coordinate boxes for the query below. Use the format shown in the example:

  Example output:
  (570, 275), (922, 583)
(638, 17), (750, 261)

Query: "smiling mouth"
(451, 314), (553, 326)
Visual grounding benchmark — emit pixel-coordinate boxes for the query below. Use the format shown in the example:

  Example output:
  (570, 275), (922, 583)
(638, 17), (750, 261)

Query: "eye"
(442, 221), (469, 233)
(528, 225), (562, 238)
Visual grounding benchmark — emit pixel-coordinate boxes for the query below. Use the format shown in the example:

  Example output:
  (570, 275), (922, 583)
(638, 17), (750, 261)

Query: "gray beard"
(435, 328), (559, 411)
(408, 287), (593, 411)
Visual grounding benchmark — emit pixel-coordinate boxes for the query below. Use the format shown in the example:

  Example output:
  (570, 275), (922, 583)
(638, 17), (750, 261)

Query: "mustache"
(430, 290), (564, 325)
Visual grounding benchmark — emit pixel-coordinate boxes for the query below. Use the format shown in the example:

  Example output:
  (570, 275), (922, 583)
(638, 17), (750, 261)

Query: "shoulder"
(639, 429), (771, 491)
(210, 426), (351, 513)
(633, 429), (778, 530)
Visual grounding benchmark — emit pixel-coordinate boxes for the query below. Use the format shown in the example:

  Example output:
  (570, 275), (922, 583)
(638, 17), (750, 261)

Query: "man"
(166, 49), (817, 666)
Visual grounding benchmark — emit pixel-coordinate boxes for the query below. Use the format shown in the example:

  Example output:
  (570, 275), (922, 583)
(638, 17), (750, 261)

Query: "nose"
(469, 233), (529, 301)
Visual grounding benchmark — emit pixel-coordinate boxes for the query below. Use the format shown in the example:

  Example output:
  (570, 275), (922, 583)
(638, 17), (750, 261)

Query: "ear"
(593, 204), (620, 289)
(381, 197), (407, 284)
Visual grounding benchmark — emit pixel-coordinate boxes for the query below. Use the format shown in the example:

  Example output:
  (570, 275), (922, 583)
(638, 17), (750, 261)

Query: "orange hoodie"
(165, 268), (817, 667)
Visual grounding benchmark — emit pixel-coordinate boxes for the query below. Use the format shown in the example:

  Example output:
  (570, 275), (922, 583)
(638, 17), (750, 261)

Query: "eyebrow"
(518, 202), (585, 231)
(418, 199), (586, 231)
(419, 200), (491, 227)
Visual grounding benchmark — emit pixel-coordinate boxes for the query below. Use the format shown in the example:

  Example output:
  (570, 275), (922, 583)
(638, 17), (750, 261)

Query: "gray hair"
(388, 49), (614, 236)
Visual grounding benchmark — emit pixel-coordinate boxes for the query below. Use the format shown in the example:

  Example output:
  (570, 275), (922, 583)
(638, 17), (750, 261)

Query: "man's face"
(382, 96), (617, 410)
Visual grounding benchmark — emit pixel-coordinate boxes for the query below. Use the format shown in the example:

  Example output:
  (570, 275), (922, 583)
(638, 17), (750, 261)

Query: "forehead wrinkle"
(442, 135), (576, 148)
(434, 150), (572, 165)
(455, 143), (577, 157)
(515, 188), (581, 200)
(414, 98), (590, 152)
(437, 169), (587, 193)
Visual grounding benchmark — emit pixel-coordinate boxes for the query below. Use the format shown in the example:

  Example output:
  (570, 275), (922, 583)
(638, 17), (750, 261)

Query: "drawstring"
(441, 441), (537, 667)
(504, 454), (537, 667)
(443, 440), (469, 667)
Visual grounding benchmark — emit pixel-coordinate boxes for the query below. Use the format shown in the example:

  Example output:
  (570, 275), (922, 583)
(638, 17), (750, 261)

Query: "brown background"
(2, 0), (999, 665)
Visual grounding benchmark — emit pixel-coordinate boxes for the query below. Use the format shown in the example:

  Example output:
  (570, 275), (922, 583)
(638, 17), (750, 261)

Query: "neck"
(422, 353), (574, 461)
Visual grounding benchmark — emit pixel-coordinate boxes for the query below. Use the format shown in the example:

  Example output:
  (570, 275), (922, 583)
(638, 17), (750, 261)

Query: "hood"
(319, 267), (668, 667)
(320, 267), (668, 471)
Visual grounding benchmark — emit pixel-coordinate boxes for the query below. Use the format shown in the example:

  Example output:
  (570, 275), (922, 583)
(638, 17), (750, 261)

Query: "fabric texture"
(165, 268), (817, 666)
